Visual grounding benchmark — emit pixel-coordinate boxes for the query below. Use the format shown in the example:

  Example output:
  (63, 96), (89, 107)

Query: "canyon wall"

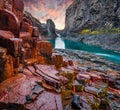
(65, 0), (120, 33)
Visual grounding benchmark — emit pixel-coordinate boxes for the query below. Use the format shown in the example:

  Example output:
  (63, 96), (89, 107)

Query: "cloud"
(24, 0), (73, 29)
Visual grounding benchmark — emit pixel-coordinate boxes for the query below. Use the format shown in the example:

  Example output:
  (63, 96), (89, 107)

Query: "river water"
(49, 37), (120, 65)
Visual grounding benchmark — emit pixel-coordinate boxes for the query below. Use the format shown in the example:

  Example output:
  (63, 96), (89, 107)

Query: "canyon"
(0, 0), (120, 110)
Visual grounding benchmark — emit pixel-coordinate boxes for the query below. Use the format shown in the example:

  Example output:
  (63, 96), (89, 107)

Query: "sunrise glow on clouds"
(24, 0), (73, 29)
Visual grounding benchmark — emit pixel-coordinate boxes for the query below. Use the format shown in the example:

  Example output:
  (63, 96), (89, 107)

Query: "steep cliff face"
(65, 0), (120, 33)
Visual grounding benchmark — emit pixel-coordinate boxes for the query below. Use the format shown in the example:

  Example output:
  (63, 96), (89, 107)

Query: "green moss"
(62, 89), (72, 100)
(67, 82), (73, 90)
(91, 31), (100, 34)
(80, 28), (120, 35)
(75, 85), (84, 92)
(81, 29), (91, 34)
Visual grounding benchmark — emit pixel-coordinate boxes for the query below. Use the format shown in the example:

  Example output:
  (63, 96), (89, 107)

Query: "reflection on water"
(55, 37), (65, 49)
(50, 37), (120, 64)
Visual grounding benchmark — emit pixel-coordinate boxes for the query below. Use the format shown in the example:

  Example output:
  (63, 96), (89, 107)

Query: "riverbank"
(64, 33), (120, 54)
(49, 37), (120, 65)
(55, 49), (120, 72)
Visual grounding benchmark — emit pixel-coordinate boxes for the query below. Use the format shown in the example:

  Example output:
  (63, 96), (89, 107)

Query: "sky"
(24, 0), (73, 29)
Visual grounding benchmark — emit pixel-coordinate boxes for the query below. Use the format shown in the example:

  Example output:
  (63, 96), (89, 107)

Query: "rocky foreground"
(55, 49), (120, 72)
(0, 0), (120, 110)
(0, 49), (120, 110)
(0, 73), (62, 110)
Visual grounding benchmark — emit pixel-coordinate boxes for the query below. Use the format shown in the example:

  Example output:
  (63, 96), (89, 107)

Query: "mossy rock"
(75, 85), (84, 92)
(62, 89), (72, 100)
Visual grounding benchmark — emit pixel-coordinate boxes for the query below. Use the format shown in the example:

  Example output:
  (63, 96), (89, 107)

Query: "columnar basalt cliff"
(65, 0), (120, 33)
(0, 0), (54, 82)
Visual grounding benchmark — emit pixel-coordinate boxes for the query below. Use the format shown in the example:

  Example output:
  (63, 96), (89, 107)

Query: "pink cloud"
(24, 0), (73, 29)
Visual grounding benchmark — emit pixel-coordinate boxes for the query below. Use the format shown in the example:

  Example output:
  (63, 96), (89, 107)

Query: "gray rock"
(65, 0), (120, 33)
(47, 19), (58, 38)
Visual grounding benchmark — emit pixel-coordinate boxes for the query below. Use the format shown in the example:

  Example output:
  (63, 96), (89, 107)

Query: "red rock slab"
(0, 30), (15, 38)
(58, 75), (69, 84)
(61, 67), (74, 74)
(20, 32), (31, 40)
(26, 92), (62, 110)
(0, 70), (62, 110)
(27, 66), (36, 74)
(108, 87), (120, 97)
(23, 68), (35, 77)
(0, 74), (42, 104)
(35, 64), (59, 81)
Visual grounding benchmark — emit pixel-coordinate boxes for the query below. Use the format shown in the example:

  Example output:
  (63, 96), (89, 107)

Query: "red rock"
(0, 32), (22, 57)
(37, 41), (52, 56)
(0, 73), (62, 110)
(0, 47), (14, 82)
(32, 27), (39, 38)
(85, 72), (102, 82)
(68, 60), (74, 66)
(0, 9), (20, 38)
(63, 60), (69, 67)
(20, 32), (31, 40)
(0, 30), (15, 39)
(4, 0), (13, 11)
(0, 0), (4, 9)
(23, 17), (32, 25)
(13, 0), (24, 12)
(10, 38), (22, 56)
(108, 87), (120, 97)
(21, 22), (33, 37)
(77, 74), (91, 83)
(35, 65), (59, 81)
(37, 56), (45, 64)
(12, 0), (24, 22)
(52, 53), (63, 68)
